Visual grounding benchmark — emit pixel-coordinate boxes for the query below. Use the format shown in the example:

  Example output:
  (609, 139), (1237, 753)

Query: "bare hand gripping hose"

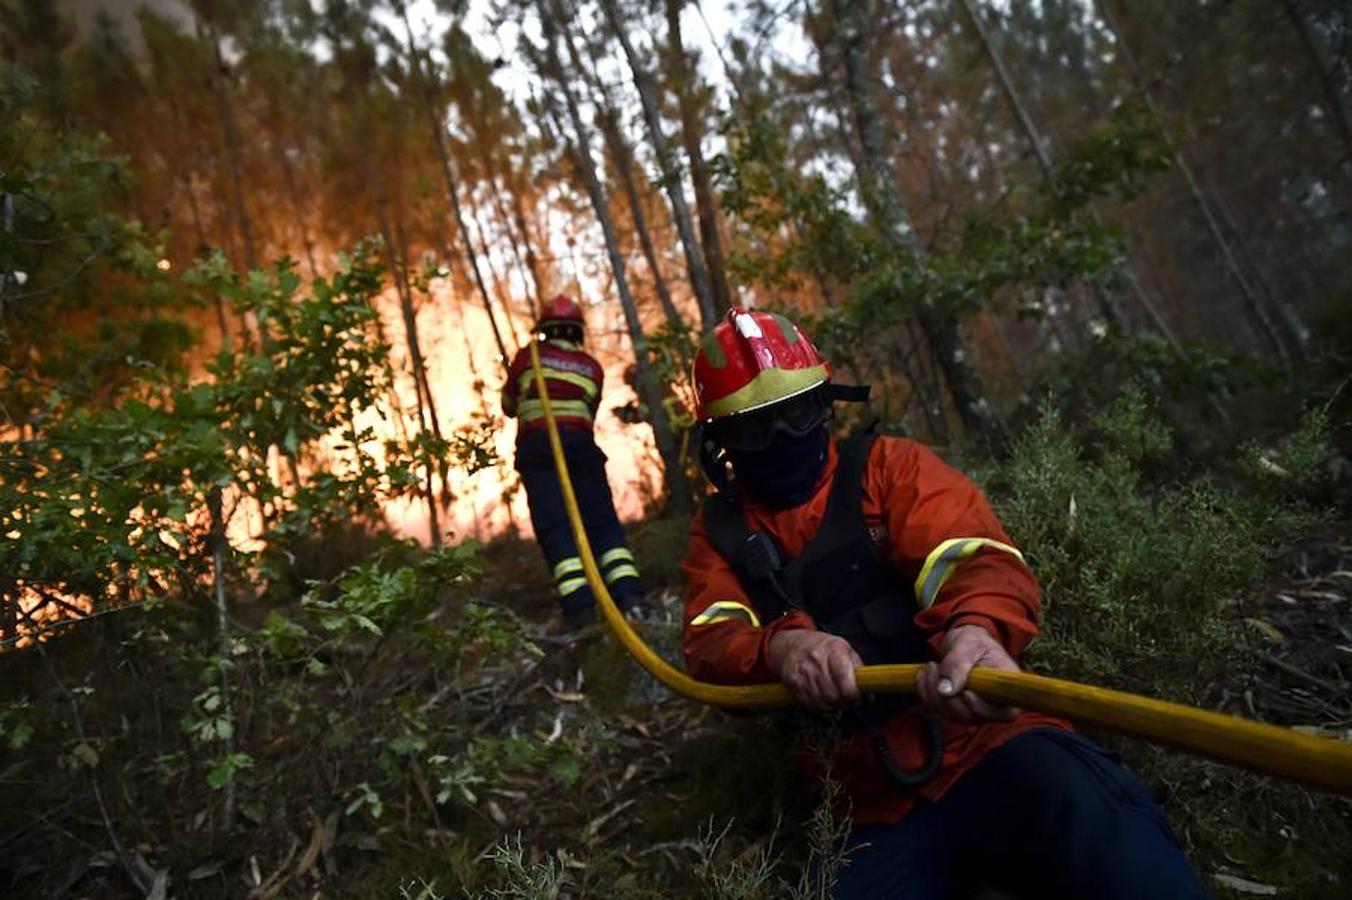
(529, 342), (1352, 795)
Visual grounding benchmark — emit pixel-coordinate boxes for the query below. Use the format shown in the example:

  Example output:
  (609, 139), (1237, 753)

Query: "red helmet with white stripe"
(693, 308), (831, 422)
(538, 294), (584, 330)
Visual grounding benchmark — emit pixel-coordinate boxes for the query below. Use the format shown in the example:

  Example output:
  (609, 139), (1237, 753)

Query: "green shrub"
(1243, 406), (1336, 500)
(983, 388), (1322, 700)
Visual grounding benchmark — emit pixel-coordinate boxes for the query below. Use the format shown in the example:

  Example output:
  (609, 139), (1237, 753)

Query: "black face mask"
(728, 424), (831, 510)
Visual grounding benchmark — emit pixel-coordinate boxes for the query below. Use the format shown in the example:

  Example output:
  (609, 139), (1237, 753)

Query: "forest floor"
(3, 518), (1350, 899)
(440, 529), (1352, 900)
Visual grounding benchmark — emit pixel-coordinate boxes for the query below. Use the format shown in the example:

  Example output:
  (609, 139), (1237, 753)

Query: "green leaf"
(549, 756), (581, 787)
(351, 613), (383, 636)
(72, 742), (99, 768)
(7, 722), (34, 751)
(207, 752), (253, 789)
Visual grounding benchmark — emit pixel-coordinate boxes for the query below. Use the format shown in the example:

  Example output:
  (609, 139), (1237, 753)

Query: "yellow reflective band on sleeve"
(519, 399), (594, 422)
(518, 368), (599, 399)
(599, 547), (635, 567)
(689, 601), (761, 628)
(603, 563), (641, 584)
(557, 575), (589, 598)
(914, 537), (1026, 609)
(552, 557), (584, 580)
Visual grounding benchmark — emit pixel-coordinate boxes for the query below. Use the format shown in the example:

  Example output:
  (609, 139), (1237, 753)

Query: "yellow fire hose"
(528, 341), (1352, 795)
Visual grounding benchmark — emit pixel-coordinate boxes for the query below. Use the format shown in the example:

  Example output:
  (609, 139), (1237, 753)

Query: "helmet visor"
(705, 387), (831, 452)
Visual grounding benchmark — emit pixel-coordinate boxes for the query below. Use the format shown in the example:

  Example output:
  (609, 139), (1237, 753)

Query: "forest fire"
(7, 586), (95, 650)
(375, 279), (661, 544)
(4, 0), (1351, 896)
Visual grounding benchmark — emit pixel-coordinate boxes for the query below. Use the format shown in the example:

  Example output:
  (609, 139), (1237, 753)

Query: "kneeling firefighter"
(680, 308), (1208, 899)
(504, 295), (647, 630)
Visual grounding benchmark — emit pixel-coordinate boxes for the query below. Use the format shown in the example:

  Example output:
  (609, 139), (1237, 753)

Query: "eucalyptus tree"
(389, 1), (515, 369)
(1098, 0), (1304, 361)
(597, 101), (687, 333)
(529, 0), (694, 513)
(573, 27), (686, 332)
(291, 0), (447, 542)
(958, 0), (1156, 342)
(236, 20), (325, 277)
(596, 0), (720, 328)
(190, 1), (259, 274)
(1283, 0), (1352, 163)
(664, 0), (734, 314)
(441, 23), (548, 316)
(827, 0), (1006, 445)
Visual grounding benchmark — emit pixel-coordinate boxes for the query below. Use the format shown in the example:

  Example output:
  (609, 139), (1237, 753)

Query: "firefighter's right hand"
(768, 630), (863, 711)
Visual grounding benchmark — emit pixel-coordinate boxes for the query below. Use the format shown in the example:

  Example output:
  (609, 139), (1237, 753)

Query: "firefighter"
(504, 294), (647, 630)
(681, 308), (1208, 899)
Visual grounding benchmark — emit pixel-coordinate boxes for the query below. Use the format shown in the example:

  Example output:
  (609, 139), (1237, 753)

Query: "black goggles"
(704, 388), (832, 453)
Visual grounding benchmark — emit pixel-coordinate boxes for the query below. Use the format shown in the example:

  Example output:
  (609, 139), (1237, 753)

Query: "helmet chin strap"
(699, 434), (734, 493)
(828, 383), (871, 404)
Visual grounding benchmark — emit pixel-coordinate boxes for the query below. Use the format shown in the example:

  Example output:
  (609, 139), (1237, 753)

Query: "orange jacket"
(680, 436), (1069, 824)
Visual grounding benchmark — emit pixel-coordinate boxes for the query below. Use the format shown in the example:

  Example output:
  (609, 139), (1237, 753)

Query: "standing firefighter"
(504, 294), (647, 630)
(682, 308), (1208, 899)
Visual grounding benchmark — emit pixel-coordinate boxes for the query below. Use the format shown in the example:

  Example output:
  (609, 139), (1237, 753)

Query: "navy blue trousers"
(516, 429), (645, 617)
(833, 728), (1210, 900)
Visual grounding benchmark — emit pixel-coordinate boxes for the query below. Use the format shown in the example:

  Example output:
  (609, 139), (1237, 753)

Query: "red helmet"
(538, 294), (584, 329)
(693, 307), (831, 421)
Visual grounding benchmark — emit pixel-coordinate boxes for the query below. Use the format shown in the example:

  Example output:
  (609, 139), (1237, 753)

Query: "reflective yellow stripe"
(557, 576), (589, 598)
(603, 563), (641, 584)
(689, 601), (761, 628)
(518, 368), (598, 399)
(600, 547), (634, 567)
(553, 557), (584, 580)
(914, 537), (1026, 609)
(519, 399), (593, 421)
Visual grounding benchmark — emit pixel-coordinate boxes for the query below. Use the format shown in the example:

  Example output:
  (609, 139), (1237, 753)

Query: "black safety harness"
(702, 432), (945, 787)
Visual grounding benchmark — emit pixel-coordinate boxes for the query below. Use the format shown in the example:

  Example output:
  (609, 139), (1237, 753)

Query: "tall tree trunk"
(375, 196), (444, 546)
(393, 203), (449, 448)
(594, 98), (685, 332)
(577, 31), (688, 333)
(395, 4), (514, 368)
(179, 173), (234, 350)
(200, 21), (258, 350)
(430, 112), (514, 368)
(903, 319), (951, 445)
(833, 0), (1005, 445)
(468, 199), (527, 345)
(1207, 180), (1311, 352)
(206, 488), (238, 832)
(271, 137), (320, 278)
(320, 13), (442, 537)
(505, 158), (549, 313)
(958, 0), (1135, 334)
(198, 34), (312, 493)
(665, 0), (734, 314)
(597, 0), (718, 329)
(1285, 0), (1352, 162)
(473, 141), (544, 315)
(542, 5), (693, 515)
(455, 299), (518, 532)
(1099, 0), (1292, 361)
(202, 22), (256, 272)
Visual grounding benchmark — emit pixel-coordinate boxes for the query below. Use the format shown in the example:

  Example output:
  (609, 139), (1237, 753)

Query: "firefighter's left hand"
(917, 624), (1020, 724)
